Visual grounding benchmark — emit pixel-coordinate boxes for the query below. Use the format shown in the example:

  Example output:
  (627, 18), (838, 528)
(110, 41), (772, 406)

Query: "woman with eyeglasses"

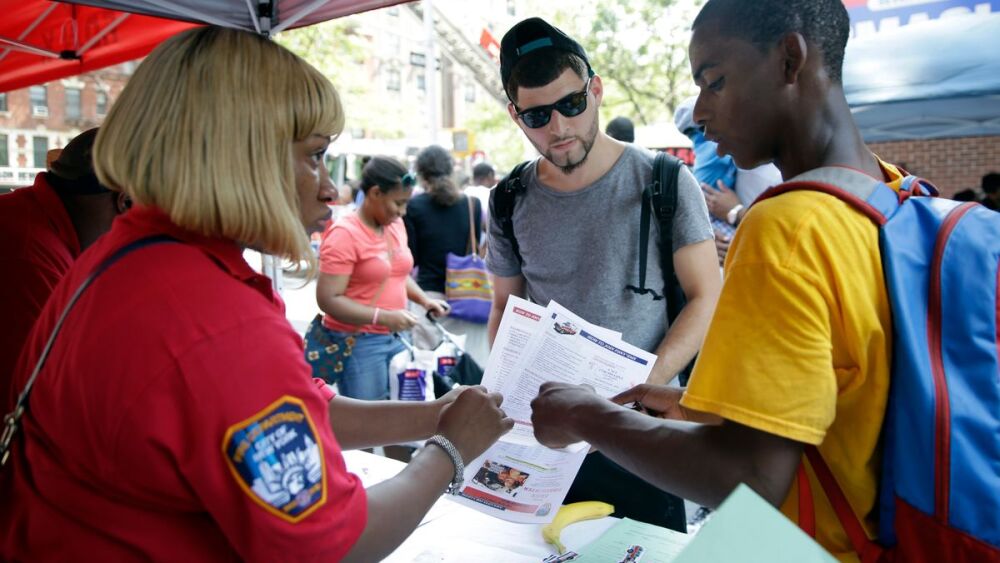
(0, 27), (511, 561)
(315, 156), (450, 401)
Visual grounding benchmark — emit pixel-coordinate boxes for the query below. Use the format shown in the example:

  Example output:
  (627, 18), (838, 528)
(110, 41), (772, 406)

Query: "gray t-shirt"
(487, 144), (713, 352)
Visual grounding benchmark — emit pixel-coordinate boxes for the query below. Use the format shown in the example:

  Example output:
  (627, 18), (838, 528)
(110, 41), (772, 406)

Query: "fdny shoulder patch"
(223, 396), (327, 523)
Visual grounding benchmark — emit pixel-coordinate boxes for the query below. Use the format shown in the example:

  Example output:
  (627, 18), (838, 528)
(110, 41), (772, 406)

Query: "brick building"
(868, 136), (1000, 198)
(0, 65), (132, 192)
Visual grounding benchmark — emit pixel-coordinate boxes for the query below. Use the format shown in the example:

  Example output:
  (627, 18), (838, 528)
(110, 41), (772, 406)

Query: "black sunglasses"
(515, 77), (592, 129)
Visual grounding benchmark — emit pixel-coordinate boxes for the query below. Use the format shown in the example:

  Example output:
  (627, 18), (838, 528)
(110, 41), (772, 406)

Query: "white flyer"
(460, 297), (657, 523)
(480, 296), (546, 409)
(450, 439), (588, 524)
(493, 300), (656, 446)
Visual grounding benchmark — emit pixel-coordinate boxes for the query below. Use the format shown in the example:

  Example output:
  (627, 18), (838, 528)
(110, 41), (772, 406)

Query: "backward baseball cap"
(500, 17), (593, 99)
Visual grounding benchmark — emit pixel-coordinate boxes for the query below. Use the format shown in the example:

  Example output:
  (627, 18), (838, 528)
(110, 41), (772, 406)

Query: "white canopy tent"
(844, 13), (1000, 142)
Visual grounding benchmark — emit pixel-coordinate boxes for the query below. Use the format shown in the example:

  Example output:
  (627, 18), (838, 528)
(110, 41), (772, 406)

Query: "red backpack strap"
(804, 446), (885, 563)
(797, 463), (816, 538)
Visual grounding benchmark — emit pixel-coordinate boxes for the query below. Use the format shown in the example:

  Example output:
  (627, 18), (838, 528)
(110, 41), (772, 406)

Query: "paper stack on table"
(450, 296), (656, 524)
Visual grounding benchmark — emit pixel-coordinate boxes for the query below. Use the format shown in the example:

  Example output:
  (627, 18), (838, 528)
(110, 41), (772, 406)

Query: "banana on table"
(541, 501), (615, 554)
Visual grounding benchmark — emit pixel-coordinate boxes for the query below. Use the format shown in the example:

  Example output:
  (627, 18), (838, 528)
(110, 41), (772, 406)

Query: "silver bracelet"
(425, 434), (464, 495)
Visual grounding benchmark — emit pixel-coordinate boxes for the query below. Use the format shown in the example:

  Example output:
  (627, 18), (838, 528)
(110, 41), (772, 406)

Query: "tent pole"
(77, 14), (130, 56)
(71, 5), (79, 52)
(0, 3), (59, 64)
(140, 0), (236, 29)
(424, 0), (439, 145)
(0, 36), (61, 59)
(243, 0), (262, 35)
(271, 0), (328, 33)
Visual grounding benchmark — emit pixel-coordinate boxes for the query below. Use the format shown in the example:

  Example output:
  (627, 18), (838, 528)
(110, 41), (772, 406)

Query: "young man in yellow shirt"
(529, 0), (900, 559)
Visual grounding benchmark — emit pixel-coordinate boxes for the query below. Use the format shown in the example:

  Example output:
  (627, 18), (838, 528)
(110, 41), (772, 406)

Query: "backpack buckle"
(1, 406), (23, 467)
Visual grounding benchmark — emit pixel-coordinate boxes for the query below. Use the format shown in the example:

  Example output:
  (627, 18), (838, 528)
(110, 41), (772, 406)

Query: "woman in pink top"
(317, 156), (448, 400)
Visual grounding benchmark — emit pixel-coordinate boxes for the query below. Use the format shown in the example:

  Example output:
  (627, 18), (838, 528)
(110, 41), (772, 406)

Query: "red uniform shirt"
(1, 206), (367, 561)
(0, 173), (80, 410)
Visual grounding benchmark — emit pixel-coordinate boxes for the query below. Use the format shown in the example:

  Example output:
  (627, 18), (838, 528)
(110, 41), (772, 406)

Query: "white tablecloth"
(342, 450), (619, 562)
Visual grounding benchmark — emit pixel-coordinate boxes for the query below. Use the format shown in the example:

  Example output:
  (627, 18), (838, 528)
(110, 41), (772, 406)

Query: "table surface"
(342, 449), (620, 562)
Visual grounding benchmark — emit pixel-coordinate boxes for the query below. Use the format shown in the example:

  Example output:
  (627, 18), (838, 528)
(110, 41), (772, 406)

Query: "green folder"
(572, 484), (836, 563)
(673, 484), (837, 563)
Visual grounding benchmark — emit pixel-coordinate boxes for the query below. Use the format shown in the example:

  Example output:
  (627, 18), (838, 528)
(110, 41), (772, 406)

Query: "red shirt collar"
(115, 205), (278, 302)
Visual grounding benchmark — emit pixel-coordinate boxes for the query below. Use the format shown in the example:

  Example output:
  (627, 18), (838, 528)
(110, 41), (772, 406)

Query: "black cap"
(500, 17), (592, 97)
(47, 128), (111, 195)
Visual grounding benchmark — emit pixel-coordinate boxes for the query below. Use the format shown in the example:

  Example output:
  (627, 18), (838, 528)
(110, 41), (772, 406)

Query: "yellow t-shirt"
(682, 161), (904, 562)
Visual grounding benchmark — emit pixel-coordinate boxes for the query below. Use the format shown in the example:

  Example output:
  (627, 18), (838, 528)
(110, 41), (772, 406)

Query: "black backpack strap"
(492, 160), (531, 266)
(625, 185), (663, 300)
(626, 152), (682, 310)
(650, 152), (684, 324)
(1, 235), (178, 469)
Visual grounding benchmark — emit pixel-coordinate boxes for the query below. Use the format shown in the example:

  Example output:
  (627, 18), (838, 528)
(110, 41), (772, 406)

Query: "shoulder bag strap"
(1, 235), (178, 468)
(466, 195), (478, 257)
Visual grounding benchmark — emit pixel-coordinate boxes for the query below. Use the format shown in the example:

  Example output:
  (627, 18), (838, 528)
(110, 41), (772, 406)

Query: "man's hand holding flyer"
(447, 297), (655, 523)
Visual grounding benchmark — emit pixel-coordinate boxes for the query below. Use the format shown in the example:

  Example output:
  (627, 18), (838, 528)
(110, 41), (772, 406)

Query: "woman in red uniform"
(0, 27), (511, 562)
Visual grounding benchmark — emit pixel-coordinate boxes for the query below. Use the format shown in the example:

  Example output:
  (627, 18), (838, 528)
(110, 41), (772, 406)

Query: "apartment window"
(416, 71), (426, 92)
(96, 91), (108, 115)
(465, 82), (476, 103)
(65, 87), (82, 120)
(386, 68), (401, 92)
(29, 86), (47, 116)
(32, 136), (48, 168)
(0, 134), (8, 167)
(506, 0), (516, 16)
(0, 93), (7, 113)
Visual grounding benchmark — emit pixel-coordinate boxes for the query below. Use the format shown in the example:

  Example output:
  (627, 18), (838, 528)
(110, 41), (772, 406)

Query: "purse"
(444, 196), (492, 324)
(303, 315), (357, 385)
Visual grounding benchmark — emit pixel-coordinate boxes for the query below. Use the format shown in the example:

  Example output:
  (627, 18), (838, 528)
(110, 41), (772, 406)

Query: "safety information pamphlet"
(450, 297), (655, 523)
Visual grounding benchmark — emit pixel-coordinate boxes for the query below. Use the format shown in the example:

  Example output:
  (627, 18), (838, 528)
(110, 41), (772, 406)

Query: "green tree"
(464, 97), (529, 172)
(277, 18), (419, 140)
(550, 0), (705, 126)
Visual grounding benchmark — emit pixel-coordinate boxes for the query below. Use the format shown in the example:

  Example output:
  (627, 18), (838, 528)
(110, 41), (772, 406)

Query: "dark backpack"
(493, 152), (691, 376)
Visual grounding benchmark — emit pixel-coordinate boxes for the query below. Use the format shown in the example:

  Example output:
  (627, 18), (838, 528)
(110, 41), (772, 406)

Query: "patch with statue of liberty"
(223, 396), (327, 522)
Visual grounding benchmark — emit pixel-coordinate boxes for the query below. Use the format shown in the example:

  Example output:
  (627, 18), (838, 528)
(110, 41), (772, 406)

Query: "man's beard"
(541, 117), (599, 175)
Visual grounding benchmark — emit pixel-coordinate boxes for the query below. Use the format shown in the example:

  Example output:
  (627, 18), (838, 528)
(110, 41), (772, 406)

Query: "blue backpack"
(759, 167), (1000, 562)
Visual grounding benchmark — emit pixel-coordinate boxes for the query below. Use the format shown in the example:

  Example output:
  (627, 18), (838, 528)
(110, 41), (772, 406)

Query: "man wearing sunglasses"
(484, 17), (720, 531)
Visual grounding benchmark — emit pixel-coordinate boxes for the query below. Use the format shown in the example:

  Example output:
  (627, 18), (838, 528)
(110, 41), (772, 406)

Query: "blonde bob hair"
(94, 26), (344, 264)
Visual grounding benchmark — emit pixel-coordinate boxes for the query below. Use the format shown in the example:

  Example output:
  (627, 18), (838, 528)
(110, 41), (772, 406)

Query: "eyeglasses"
(514, 77), (592, 129)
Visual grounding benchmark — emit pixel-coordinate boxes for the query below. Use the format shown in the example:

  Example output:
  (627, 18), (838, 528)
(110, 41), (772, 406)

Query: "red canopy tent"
(0, 4), (194, 92)
(0, 0), (407, 93)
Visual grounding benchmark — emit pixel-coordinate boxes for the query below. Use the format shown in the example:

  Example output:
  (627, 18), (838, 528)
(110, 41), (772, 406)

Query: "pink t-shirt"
(319, 213), (413, 334)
